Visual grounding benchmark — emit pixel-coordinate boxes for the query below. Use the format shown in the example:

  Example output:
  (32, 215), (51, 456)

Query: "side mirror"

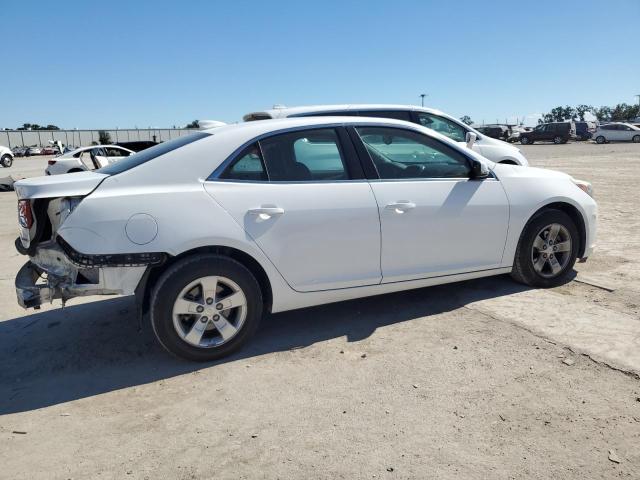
(470, 160), (490, 180)
(465, 131), (477, 149)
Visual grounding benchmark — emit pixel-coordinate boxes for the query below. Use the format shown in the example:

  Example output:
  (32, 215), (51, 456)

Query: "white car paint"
(243, 104), (529, 166)
(1, 144), (14, 166)
(45, 145), (134, 175)
(593, 123), (640, 143)
(14, 117), (596, 350)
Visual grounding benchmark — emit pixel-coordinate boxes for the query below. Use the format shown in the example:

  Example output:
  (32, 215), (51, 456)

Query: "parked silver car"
(593, 123), (640, 144)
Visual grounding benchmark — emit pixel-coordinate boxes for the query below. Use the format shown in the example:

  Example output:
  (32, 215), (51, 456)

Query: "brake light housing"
(18, 200), (33, 229)
(47, 160), (57, 165)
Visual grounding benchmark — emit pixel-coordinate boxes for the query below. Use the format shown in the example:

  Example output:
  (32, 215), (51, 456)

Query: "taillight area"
(18, 200), (33, 229)
(47, 160), (56, 165)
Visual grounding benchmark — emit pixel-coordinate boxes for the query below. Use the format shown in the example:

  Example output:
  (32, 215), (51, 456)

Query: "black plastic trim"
(57, 236), (166, 268)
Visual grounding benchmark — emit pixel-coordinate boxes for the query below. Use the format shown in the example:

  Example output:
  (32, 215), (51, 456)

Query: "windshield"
(98, 132), (210, 175)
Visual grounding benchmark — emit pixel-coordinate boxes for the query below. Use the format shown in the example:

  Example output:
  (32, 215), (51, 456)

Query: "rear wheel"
(150, 254), (263, 361)
(511, 209), (579, 288)
(632, 135), (640, 143)
(1, 155), (12, 167)
(553, 136), (563, 144)
(595, 135), (606, 144)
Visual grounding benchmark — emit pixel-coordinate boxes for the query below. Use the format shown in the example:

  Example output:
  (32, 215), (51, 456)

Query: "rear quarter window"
(98, 132), (210, 175)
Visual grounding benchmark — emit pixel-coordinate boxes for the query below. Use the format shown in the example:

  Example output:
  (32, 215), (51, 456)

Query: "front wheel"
(150, 254), (263, 361)
(595, 136), (606, 144)
(632, 135), (640, 143)
(1, 155), (12, 167)
(511, 209), (579, 288)
(520, 137), (530, 145)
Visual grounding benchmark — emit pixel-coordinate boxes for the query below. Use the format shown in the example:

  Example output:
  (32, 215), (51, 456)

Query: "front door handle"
(385, 201), (416, 214)
(248, 206), (285, 219)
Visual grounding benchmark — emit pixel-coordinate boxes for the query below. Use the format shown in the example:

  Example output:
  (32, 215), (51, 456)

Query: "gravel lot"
(1, 143), (639, 479)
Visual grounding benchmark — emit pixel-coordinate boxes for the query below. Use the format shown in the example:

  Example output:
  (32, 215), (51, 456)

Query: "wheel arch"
(523, 201), (587, 258)
(139, 245), (274, 318)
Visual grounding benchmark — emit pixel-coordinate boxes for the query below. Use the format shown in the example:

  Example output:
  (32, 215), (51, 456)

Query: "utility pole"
(420, 93), (428, 107)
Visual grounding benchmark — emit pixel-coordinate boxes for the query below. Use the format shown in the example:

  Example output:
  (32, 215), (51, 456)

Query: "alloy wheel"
(172, 275), (247, 348)
(530, 223), (572, 278)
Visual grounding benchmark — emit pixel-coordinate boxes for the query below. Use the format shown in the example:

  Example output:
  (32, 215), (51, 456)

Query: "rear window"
(98, 132), (210, 175)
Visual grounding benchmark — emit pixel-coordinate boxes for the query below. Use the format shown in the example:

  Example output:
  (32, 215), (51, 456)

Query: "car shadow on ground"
(0, 275), (532, 415)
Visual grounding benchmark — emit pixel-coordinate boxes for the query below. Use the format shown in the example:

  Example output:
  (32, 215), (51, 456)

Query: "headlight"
(572, 178), (594, 198)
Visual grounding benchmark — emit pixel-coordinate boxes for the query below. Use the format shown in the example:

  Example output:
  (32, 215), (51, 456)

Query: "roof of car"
(243, 104), (448, 122)
(199, 115), (486, 163)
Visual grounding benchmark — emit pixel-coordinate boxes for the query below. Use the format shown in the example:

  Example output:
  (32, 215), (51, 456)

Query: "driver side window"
(356, 127), (471, 179)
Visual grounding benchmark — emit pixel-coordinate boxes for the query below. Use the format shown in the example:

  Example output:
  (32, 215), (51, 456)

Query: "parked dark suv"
(519, 122), (575, 145)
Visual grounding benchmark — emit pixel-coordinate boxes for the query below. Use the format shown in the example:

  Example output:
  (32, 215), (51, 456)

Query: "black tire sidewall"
(515, 210), (579, 288)
(633, 135), (640, 143)
(596, 136), (605, 144)
(1, 155), (12, 167)
(151, 254), (263, 362)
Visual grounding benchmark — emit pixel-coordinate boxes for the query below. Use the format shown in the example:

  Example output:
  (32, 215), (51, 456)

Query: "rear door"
(204, 127), (382, 292)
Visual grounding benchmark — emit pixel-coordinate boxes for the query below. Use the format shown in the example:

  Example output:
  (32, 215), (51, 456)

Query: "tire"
(595, 136), (606, 144)
(1, 155), (12, 168)
(150, 254), (263, 361)
(520, 137), (531, 145)
(511, 209), (579, 288)
(553, 136), (563, 144)
(633, 135), (640, 143)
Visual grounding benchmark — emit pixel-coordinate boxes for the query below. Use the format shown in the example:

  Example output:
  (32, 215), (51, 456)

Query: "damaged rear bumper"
(15, 239), (155, 309)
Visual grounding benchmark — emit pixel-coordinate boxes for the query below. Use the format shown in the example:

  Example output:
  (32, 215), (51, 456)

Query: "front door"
(353, 126), (509, 282)
(204, 127), (382, 292)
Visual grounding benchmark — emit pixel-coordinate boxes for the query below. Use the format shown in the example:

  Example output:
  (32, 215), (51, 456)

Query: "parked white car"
(45, 145), (134, 175)
(0, 144), (14, 167)
(14, 117), (596, 361)
(244, 104), (529, 166)
(593, 123), (640, 144)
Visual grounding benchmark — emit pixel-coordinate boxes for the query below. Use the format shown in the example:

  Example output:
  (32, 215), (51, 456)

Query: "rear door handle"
(248, 206), (285, 219)
(385, 201), (416, 214)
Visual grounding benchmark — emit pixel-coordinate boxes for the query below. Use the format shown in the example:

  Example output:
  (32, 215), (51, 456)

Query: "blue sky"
(2, 0), (639, 128)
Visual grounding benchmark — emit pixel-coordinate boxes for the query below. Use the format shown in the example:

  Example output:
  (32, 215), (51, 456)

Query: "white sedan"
(593, 123), (640, 144)
(45, 145), (134, 175)
(14, 117), (597, 361)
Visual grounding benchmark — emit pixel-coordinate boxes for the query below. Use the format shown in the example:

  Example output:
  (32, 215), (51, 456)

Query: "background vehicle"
(519, 122), (575, 144)
(45, 145), (134, 175)
(575, 121), (596, 141)
(26, 146), (43, 156)
(14, 117), (596, 361)
(592, 123), (640, 144)
(12, 146), (28, 157)
(116, 141), (159, 152)
(0, 145), (14, 167)
(244, 104), (529, 165)
(41, 146), (60, 155)
(475, 125), (510, 141)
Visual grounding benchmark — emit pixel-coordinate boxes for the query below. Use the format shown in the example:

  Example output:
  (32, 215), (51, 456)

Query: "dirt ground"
(1, 144), (639, 479)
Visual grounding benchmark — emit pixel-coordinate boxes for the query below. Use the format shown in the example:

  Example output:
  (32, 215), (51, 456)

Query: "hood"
(492, 163), (572, 181)
(14, 171), (108, 200)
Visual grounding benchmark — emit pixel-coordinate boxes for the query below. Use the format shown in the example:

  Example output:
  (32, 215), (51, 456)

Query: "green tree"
(459, 115), (473, 125)
(593, 106), (612, 122)
(98, 130), (112, 144)
(575, 105), (593, 121)
(185, 120), (200, 129)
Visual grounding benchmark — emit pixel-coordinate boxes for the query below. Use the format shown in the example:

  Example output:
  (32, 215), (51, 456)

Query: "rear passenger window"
(221, 143), (267, 181)
(260, 128), (350, 181)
